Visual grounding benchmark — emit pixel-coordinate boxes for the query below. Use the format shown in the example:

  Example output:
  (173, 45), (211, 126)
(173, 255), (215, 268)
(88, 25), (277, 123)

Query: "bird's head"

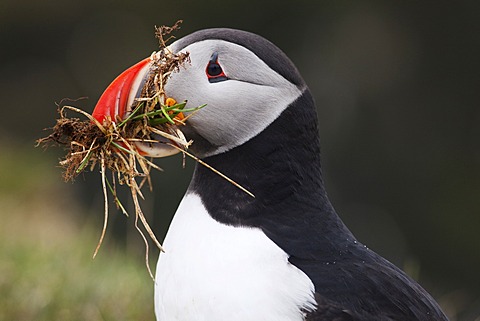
(92, 28), (307, 158)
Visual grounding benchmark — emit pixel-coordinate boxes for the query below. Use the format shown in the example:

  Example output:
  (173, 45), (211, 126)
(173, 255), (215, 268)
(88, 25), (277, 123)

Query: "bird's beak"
(92, 57), (180, 158)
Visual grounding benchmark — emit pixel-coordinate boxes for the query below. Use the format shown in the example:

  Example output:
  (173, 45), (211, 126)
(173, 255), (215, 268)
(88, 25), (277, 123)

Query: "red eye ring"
(206, 52), (228, 83)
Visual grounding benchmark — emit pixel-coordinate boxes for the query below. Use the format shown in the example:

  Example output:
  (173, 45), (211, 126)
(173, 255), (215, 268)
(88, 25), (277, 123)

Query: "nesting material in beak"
(36, 21), (254, 279)
(36, 22), (196, 278)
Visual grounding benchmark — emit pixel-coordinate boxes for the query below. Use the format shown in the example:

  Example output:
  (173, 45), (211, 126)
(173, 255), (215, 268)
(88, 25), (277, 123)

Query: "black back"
(187, 89), (449, 321)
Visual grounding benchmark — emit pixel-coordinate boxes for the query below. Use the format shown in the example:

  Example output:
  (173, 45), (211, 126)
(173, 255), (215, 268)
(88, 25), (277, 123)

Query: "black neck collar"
(188, 90), (355, 259)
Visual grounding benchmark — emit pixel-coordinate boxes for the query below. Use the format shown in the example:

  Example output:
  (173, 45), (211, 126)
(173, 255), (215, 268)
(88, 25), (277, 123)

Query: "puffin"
(92, 28), (449, 321)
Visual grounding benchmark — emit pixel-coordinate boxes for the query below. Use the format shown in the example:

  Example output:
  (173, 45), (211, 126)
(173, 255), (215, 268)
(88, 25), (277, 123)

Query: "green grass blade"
(110, 141), (135, 155)
(159, 105), (175, 124)
(117, 102), (145, 127)
(148, 116), (174, 126)
(76, 149), (93, 174)
(162, 101), (187, 112)
(170, 103), (207, 113)
(105, 178), (129, 217)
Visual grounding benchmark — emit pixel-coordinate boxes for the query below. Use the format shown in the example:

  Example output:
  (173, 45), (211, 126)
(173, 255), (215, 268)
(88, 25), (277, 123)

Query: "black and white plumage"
(94, 28), (449, 321)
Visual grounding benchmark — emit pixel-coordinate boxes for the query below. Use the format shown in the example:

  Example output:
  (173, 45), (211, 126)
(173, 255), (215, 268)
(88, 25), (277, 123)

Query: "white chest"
(154, 193), (316, 321)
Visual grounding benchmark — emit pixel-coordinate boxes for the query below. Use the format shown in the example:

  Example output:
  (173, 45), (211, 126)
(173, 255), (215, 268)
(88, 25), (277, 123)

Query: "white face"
(165, 39), (303, 157)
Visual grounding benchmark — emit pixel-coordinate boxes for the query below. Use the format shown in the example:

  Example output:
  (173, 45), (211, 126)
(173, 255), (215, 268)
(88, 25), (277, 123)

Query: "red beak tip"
(92, 58), (151, 123)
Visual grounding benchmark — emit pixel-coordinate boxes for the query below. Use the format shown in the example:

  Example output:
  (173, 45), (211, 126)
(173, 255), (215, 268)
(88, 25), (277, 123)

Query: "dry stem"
(36, 20), (255, 277)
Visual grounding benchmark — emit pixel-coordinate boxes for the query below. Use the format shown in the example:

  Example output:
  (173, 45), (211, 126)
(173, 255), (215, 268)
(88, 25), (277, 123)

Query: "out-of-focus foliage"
(1, 0), (479, 320)
(0, 145), (155, 320)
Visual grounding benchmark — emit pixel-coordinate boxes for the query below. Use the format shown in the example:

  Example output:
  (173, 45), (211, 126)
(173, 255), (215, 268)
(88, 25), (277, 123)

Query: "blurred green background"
(1, 0), (479, 320)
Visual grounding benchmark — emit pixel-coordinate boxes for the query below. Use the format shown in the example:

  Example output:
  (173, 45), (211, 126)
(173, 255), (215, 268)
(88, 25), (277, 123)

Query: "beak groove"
(92, 58), (151, 123)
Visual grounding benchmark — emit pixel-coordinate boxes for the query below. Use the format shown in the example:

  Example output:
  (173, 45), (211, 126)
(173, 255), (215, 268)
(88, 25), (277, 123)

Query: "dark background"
(1, 0), (479, 320)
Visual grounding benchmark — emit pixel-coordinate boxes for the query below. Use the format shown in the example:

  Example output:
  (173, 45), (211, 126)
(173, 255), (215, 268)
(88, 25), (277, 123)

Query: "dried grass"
(37, 21), (254, 278)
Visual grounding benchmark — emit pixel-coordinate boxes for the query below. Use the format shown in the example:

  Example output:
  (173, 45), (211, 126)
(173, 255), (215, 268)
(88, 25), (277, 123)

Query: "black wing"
(290, 247), (449, 321)
(305, 293), (355, 321)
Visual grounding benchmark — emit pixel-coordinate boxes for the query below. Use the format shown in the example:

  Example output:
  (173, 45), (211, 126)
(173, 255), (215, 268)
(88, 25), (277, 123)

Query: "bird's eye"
(206, 52), (228, 83)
